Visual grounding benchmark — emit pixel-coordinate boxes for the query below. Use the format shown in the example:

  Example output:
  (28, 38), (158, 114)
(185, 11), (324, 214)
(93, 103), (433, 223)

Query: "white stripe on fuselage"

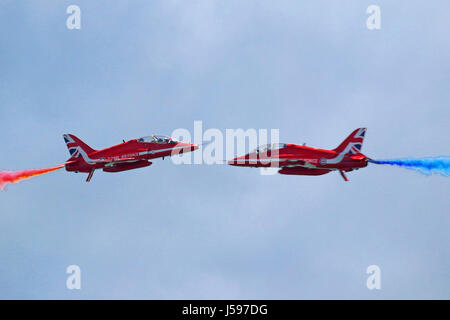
(73, 145), (189, 164)
(138, 145), (189, 156)
(72, 147), (97, 164)
(324, 143), (357, 164)
(239, 145), (357, 168)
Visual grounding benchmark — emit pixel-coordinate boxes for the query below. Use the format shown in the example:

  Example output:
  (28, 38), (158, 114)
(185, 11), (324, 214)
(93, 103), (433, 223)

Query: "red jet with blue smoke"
(228, 128), (369, 181)
(63, 134), (198, 182)
(228, 127), (450, 180)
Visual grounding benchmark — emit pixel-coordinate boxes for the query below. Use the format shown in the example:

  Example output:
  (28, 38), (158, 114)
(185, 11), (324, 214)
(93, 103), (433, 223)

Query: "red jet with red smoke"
(63, 134), (198, 182)
(228, 128), (370, 181)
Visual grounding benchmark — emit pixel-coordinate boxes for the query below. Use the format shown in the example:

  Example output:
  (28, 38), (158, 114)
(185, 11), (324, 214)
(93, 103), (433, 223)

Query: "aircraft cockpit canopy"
(253, 143), (287, 154)
(137, 135), (176, 144)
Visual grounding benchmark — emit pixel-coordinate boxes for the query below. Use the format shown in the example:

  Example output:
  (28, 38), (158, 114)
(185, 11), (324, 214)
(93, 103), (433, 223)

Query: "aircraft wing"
(277, 157), (337, 171)
(279, 158), (317, 169)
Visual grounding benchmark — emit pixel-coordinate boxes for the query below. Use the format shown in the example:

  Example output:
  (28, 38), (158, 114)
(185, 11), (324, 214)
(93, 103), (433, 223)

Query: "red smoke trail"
(0, 163), (65, 191)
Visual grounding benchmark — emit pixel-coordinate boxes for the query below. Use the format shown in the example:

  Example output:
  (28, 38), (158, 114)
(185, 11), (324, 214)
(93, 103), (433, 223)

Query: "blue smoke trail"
(369, 157), (450, 177)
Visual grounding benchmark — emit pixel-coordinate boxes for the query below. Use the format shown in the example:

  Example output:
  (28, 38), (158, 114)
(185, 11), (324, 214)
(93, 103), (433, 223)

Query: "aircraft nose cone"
(228, 156), (245, 166)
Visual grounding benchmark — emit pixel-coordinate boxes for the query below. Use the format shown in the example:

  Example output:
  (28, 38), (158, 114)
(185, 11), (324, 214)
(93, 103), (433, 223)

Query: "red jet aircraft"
(63, 134), (198, 182)
(228, 128), (369, 181)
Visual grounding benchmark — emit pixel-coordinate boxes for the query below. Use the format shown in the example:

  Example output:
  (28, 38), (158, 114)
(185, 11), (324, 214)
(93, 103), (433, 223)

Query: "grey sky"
(0, 1), (449, 299)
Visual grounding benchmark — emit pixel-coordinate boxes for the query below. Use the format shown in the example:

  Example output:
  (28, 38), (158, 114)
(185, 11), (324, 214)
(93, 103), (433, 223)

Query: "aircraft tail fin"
(334, 128), (366, 155)
(63, 134), (96, 160)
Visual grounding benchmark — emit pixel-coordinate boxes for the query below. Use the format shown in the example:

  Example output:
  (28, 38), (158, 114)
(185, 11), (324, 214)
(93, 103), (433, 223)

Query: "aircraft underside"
(278, 166), (353, 181)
